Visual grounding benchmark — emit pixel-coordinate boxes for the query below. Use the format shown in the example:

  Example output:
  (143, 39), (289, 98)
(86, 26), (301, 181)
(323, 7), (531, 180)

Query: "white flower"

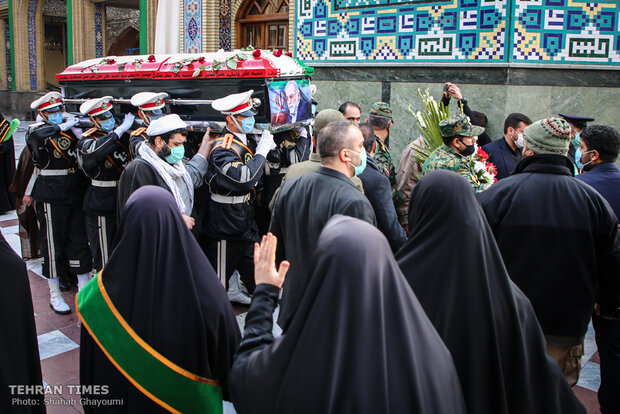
(416, 111), (426, 128)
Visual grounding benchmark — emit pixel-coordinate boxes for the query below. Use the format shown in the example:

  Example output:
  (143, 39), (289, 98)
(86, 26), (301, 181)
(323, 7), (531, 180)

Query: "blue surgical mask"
(575, 148), (594, 170)
(240, 116), (255, 134)
(348, 147), (367, 176)
(148, 109), (163, 123)
(164, 143), (185, 164)
(571, 132), (580, 148)
(47, 112), (63, 125)
(99, 117), (116, 132)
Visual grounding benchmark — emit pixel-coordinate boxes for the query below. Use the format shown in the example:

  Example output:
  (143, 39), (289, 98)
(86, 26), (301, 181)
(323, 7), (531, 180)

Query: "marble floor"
(1, 125), (604, 413)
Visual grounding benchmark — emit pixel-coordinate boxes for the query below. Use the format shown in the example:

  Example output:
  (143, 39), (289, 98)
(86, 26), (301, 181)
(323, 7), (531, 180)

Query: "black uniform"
(77, 127), (131, 271)
(26, 122), (91, 279)
(256, 128), (311, 234)
(200, 128), (266, 293)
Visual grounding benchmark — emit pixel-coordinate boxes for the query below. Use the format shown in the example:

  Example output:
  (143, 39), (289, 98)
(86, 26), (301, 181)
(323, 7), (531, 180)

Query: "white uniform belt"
(211, 193), (250, 204)
(40, 168), (74, 176)
(91, 180), (118, 188)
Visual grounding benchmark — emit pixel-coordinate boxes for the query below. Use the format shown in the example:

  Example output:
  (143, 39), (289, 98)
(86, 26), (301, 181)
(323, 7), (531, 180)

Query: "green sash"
(76, 272), (223, 414)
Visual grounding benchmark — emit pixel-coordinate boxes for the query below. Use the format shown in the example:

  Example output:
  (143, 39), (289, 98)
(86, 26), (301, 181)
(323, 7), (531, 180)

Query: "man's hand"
(254, 232), (290, 288)
(59, 116), (79, 132)
(182, 214), (195, 229)
(197, 127), (216, 159)
(22, 195), (33, 207)
(114, 113), (136, 136)
(445, 82), (463, 101)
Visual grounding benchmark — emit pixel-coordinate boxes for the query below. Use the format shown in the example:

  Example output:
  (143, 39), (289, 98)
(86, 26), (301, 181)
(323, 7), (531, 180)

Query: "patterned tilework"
(27, 0), (39, 90)
(4, 19), (11, 89)
(183, 0), (202, 53)
(220, 0), (232, 51)
(296, 0), (508, 62)
(296, 0), (620, 65)
(94, 4), (104, 57)
(511, 0), (620, 64)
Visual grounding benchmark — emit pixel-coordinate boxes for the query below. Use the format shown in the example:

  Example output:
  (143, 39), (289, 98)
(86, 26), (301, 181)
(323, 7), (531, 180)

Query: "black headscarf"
(80, 186), (240, 411)
(231, 215), (466, 414)
(0, 232), (44, 413)
(395, 170), (585, 414)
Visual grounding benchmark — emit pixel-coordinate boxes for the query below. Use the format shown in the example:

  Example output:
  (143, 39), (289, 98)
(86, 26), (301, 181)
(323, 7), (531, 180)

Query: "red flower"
(107, 58), (116, 64)
(148, 55), (156, 62)
(273, 48), (282, 57)
(252, 49), (261, 58)
(198, 56), (206, 63)
(285, 52), (293, 57)
(476, 148), (489, 161)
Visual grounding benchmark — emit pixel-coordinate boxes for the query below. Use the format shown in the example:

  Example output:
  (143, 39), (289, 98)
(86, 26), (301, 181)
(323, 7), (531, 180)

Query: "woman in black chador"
(395, 170), (585, 414)
(231, 217), (466, 414)
(78, 186), (240, 413)
(0, 232), (44, 413)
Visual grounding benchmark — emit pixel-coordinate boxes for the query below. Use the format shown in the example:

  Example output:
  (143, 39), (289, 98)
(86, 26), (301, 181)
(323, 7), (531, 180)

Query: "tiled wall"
(295, 0), (620, 65)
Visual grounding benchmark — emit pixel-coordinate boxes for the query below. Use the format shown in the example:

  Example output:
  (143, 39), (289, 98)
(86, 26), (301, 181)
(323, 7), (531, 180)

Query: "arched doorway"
(237, 0), (289, 50)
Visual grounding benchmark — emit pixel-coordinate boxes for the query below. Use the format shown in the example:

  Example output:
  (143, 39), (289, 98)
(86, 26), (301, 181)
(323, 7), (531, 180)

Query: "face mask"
(458, 138), (476, 157)
(46, 112), (63, 125)
(99, 117), (115, 132)
(164, 142), (185, 164)
(571, 132), (581, 148)
(575, 148), (594, 170)
(347, 147), (367, 176)
(240, 116), (255, 134)
(515, 133), (524, 149)
(148, 110), (163, 123)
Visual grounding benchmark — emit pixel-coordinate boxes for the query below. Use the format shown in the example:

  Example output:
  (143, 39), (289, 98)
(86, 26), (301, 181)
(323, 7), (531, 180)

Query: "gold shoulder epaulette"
(130, 127), (147, 137)
(82, 127), (98, 137)
(221, 133), (234, 149)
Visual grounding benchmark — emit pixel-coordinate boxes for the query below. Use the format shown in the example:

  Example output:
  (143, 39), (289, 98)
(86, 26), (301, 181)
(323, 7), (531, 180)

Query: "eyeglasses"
(96, 112), (113, 121)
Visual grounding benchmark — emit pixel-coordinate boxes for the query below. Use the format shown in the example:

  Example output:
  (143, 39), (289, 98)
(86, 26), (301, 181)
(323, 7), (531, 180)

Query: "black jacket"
(359, 155), (406, 251)
(482, 137), (522, 180)
(26, 123), (86, 205)
(478, 154), (620, 337)
(270, 166), (376, 330)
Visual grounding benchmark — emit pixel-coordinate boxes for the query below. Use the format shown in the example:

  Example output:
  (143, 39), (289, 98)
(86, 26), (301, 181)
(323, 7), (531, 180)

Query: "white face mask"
(515, 133), (524, 148)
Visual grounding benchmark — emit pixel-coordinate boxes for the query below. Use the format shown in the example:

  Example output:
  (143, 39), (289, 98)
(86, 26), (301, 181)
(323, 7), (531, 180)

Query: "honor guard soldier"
(78, 97), (135, 273)
(129, 91), (168, 153)
(27, 92), (92, 314)
(202, 90), (275, 304)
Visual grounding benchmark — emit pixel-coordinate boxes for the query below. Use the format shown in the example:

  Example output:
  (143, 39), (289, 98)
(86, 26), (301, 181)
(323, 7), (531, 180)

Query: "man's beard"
(158, 145), (171, 161)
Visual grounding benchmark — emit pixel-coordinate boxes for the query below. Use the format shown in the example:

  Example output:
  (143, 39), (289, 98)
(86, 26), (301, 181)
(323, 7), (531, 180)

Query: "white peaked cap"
(130, 92), (169, 111)
(80, 96), (114, 117)
(211, 90), (257, 116)
(31, 92), (63, 111)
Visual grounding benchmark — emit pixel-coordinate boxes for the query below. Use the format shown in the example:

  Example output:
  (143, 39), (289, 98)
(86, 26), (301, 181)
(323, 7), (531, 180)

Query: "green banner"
(77, 273), (223, 414)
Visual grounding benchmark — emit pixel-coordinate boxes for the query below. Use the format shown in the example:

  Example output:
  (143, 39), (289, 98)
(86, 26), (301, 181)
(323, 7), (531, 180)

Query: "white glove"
(59, 116), (79, 132)
(255, 129), (275, 157)
(114, 113), (135, 137)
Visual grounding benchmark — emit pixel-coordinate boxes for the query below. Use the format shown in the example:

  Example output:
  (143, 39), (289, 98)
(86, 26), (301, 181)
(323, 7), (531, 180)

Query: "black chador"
(0, 232), (45, 413)
(395, 170), (585, 414)
(78, 186), (241, 412)
(231, 216), (466, 414)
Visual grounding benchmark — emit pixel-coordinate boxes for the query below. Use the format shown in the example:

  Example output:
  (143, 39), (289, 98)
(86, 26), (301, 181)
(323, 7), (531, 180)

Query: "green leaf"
(192, 68), (201, 77)
(117, 64), (126, 72)
(226, 59), (237, 70)
(134, 62), (141, 69)
(212, 60), (224, 71)
(235, 53), (248, 61)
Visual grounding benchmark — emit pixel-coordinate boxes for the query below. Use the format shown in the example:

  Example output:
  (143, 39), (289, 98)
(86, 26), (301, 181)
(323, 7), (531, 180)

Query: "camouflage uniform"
(369, 102), (404, 206)
(422, 113), (486, 194)
(422, 145), (485, 193)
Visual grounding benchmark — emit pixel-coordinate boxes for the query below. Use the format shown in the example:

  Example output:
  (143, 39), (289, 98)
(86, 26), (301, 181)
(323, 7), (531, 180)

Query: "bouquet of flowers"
(471, 147), (497, 188)
(408, 89), (450, 164)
